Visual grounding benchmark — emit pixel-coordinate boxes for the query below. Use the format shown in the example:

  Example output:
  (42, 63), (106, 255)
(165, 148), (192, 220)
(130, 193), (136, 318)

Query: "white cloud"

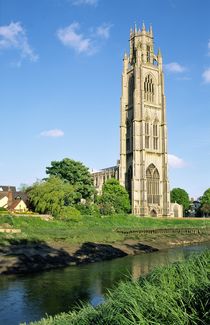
(164, 62), (186, 73)
(57, 22), (95, 54)
(202, 68), (210, 83)
(96, 23), (112, 39)
(70, 0), (98, 6)
(0, 21), (38, 62)
(168, 154), (186, 168)
(40, 129), (64, 138)
(57, 22), (112, 55)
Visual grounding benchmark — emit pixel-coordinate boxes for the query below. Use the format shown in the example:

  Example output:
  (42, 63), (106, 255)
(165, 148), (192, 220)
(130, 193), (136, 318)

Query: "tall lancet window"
(146, 45), (150, 63)
(128, 75), (134, 106)
(126, 120), (131, 152)
(144, 75), (154, 102)
(146, 164), (160, 205)
(153, 123), (158, 150)
(145, 121), (150, 149)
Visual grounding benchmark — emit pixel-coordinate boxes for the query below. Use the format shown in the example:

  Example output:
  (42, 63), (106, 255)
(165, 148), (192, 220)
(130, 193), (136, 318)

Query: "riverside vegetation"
(23, 250), (210, 325)
(0, 214), (210, 246)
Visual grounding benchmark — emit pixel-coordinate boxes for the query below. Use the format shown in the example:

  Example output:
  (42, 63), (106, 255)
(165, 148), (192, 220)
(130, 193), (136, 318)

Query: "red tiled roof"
(8, 199), (22, 210)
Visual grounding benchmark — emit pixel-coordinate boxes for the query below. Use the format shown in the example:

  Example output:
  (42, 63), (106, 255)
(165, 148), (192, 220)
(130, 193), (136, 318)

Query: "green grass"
(23, 251), (210, 325)
(0, 214), (209, 245)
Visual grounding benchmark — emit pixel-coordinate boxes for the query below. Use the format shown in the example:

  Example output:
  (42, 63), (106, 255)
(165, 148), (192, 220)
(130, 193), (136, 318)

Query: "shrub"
(60, 206), (81, 222)
(98, 201), (116, 215)
(76, 203), (100, 216)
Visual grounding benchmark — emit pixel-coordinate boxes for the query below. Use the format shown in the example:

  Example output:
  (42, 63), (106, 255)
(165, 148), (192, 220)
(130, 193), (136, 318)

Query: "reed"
(25, 251), (210, 325)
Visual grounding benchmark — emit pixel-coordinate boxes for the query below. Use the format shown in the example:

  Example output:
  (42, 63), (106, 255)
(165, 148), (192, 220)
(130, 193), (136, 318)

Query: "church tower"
(119, 23), (171, 216)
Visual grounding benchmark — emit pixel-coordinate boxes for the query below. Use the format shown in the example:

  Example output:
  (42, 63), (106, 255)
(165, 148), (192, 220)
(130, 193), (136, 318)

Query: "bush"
(98, 201), (116, 215)
(60, 206), (81, 222)
(76, 203), (100, 216)
(0, 207), (7, 211)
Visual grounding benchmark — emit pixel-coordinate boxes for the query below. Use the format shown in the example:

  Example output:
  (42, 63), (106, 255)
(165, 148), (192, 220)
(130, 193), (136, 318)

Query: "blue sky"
(0, 0), (210, 198)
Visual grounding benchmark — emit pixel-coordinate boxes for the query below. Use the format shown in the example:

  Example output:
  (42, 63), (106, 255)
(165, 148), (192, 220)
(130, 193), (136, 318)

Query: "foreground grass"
(0, 214), (209, 245)
(23, 251), (210, 325)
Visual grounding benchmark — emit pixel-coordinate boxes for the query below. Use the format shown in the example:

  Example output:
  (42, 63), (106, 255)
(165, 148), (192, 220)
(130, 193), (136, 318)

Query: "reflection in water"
(0, 242), (209, 325)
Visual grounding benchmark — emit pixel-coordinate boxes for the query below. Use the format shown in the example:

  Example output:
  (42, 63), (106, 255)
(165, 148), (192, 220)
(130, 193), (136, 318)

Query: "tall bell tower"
(119, 23), (171, 217)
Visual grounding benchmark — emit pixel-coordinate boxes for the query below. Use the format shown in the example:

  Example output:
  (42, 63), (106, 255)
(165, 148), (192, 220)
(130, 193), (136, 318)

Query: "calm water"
(0, 242), (209, 325)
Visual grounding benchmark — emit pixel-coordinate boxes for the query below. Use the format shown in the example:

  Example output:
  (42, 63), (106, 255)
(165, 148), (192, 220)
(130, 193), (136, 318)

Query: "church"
(93, 23), (182, 218)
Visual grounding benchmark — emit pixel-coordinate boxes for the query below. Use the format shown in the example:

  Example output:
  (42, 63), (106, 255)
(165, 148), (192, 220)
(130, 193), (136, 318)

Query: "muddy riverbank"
(0, 230), (209, 275)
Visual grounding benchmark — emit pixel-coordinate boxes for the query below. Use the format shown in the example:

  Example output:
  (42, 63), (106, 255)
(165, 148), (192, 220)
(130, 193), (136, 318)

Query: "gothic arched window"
(127, 165), (132, 200)
(153, 123), (158, 150)
(145, 121), (150, 149)
(128, 75), (134, 106)
(126, 120), (132, 152)
(146, 164), (160, 204)
(144, 75), (154, 102)
(146, 45), (150, 63)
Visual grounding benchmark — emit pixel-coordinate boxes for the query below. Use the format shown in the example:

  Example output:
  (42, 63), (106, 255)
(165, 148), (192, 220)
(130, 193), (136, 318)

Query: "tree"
(200, 188), (210, 217)
(46, 158), (94, 200)
(98, 178), (130, 215)
(28, 176), (79, 217)
(170, 188), (190, 214)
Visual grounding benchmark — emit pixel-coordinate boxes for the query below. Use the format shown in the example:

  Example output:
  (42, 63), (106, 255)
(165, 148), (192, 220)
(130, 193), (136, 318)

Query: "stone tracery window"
(127, 166), (132, 200)
(144, 75), (154, 102)
(146, 164), (160, 204)
(128, 75), (134, 106)
(126, 120), (132, 152)
(146, 45), (150, 63)
(145, 121), (150, 149)
(153, 123), (158, 150)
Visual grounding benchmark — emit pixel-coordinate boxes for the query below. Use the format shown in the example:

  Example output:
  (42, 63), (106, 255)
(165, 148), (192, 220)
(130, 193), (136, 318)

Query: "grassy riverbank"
(0, 214), (209, 246)
(24, 250), (210, 325)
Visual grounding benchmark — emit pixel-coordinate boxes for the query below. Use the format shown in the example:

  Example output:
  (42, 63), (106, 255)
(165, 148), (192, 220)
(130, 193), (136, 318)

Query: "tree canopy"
(46, 158), (94, 200)
(200, 188), (210, 216)
(170, 188), (190, 212)
(28, 176), (78, 217)
(99, 178), (131, 215)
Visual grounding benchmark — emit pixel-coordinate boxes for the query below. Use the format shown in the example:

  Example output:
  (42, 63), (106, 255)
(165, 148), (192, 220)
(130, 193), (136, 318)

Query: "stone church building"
(93, 23), (182, 218)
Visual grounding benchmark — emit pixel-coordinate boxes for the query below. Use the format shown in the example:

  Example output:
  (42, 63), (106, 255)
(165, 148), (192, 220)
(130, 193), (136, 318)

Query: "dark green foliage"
(171, 188), (190, 213)
(46, 158), (94, 200)
(28, 177), (78, 217)
(60, 206), (81, 217)
(0, 207), (7, 212)
(76, 203), (100, 216)
(25, 251), (210, 325)
(98, 179), (131, 215)
(201, 188), (210, 216)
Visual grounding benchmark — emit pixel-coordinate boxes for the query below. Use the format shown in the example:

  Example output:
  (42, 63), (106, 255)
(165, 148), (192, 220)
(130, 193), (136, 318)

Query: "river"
(0, 242), (209, 325)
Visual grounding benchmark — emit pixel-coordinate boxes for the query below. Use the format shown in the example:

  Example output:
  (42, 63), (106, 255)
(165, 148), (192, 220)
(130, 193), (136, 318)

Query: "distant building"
(92, 23), (182, 218)
(188, 200), (201, 217)
(0, 186), (28, 212)
(93, 164), (119, 194)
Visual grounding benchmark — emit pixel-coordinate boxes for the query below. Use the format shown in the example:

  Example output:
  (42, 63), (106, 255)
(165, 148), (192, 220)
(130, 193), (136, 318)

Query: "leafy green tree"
(46, 158), (94, 200)
(98, 178), (130, 215)
(200, 188), (210, 217)
(170, 188), (190, 214)
(28, 176), (79, 217)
